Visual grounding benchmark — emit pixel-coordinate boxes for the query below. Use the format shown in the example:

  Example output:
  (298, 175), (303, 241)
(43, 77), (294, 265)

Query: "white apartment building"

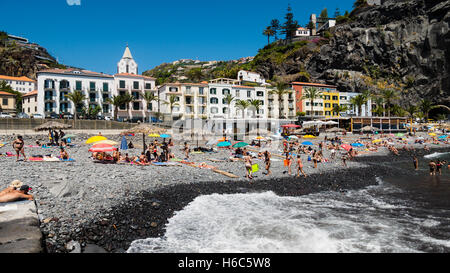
(208, 78), (268, 120)
(237, 70), (267, 85)
(22, 90), (38, 115)
(36, 69), (115, 118)
(295, 27), (310, 37)
(267, 88), (296, 119)
(158, 83), (209, 120)
(0, 75), (36, 94)
(339, 92), (373, 117)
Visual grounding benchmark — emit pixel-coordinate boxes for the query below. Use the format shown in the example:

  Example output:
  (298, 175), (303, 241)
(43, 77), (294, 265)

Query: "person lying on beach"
(0, 185), (33, 203)
(0, 180), (24, 196)
(60, 148), (69, 160)
(12, 135), (27, 162)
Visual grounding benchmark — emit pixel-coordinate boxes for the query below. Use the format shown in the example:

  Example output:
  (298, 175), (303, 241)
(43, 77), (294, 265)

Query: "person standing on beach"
(184, 142), (190, 160)
(429, 161), (436, 176)
(342, 154), (348, 168)
(413, 155), (419, 170)
(436, 160), (443, 175)
(296, 155), (307, 178)
(264, 151), (272, 176)
(244, 152), (253, 180)
(12, 135), (27, 162)
(286, 152), (294, 175)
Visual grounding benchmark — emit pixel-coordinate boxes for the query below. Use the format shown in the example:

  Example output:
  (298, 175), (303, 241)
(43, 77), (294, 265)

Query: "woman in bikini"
(244, 152), (253, 180)
(297, 155), (307, 178)
(286, 152), (294, 175)
(264, 151), (271, 176)
(59, 148), (69, 160)
(12, 135), (27, 162)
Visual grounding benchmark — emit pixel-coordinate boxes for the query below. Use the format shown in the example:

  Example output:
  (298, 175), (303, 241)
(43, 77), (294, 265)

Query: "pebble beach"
(0, 131), (449, 253)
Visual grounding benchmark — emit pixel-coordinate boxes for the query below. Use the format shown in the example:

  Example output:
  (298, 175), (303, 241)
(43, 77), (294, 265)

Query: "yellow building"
(0, 91), (17, 114)
(322, 91), (340, 118)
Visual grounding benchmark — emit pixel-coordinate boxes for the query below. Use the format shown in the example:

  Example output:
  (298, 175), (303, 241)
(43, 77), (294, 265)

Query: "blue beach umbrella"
(351, 143), (364, 147)
(302, 141), (314, 146)
(120, 136), (128, 150)
(217, 141), (231, 147)
(438, 135), (447, 139)
(160, 134), (171, 138)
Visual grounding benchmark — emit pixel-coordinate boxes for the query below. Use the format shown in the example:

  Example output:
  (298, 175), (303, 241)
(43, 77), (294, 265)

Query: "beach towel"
(284, 159), (289, 166)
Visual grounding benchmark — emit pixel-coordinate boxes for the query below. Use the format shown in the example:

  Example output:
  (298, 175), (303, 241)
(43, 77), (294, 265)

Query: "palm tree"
(381, 89), (399, 118)
(391, 104), (405, 117)
(302, 87), (323, 117)
(235, 100), (250, 119)
(249, 99), (263, 118)
(223, 94), (235, 119)
(350, 95), (367, 117)
(67, 91), (86, 122)
(107, 95), (125, 121)
(263, 26), (275, 46)
(420, 99), (450, 122)
(164, 95), (180, 120)
(405, 104), (417, 133)
(373, 97), (385, 117)
(142, 91), (159, 122)
(269, 82), (291, 119)
(332, 104), (348, 117)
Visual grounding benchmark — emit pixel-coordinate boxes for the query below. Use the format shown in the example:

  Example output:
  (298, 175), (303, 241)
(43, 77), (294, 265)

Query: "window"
(235, 90), (240, 97)
(325, 95), (331, 100)
(132, 92), (140, 100)
(148, 103), (153, 111)
(325, 111), (331, 116)
(340, 96), (347, 100)
(247, 90), (252, 98)
(257, 91), (264, 97)
(2, 98), (7, 105)
(333, 96), (339, 101)
(145, 83), (152, 89)
(133, 81), (139, 90)
(199, 87), (204, 95)
(75, 81), (82, 90)
(119, 81), (126, 89)
(103, 104), (109, 113)
(223, 107), (228, 114)
(133, 102), (140, 110)
(210, 88), (216, 95)
(222, 89), (230, 95)
(306, 102), (310, 106)
(325, 103), (331, 108)
(103, 83), (109, 92)
(210, 107), (218, 114)
(90, 82), (96, 91)
(210, 98), (219, 104)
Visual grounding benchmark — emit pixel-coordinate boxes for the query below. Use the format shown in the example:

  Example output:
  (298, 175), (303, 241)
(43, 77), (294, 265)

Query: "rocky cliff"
(256, 0), (450, 106)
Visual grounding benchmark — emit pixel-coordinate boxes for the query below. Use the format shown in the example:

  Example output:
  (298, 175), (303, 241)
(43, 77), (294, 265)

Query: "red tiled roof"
(23, 90), (38, 97)
(38, 68), (114, 78)
(232, 85), (255, 89)
(0, 91), (15, 96)
(0, 75), (35, 82)
(291, 82), (337, 88)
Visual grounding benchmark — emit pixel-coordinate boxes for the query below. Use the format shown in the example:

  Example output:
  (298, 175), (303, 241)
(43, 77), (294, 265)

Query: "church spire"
(122, 45), (133, 59)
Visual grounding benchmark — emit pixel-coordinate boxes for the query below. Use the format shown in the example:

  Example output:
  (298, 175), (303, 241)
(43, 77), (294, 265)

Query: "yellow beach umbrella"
(149, 133), (160, 138)
(255, 136), (265, 140)
(94, 139), (118, 146)
(372, 139), (382, 144)
(86, 136), (107, 144)
(303, 135), (316, 139)
(429, 133), (437, 137)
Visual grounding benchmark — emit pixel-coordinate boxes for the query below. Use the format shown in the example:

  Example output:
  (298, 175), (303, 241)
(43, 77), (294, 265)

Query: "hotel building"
(0, 75), (36, 94)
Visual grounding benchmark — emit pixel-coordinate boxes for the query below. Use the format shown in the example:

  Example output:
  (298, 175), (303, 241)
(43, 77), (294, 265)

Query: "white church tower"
(117, 45), (138, 74)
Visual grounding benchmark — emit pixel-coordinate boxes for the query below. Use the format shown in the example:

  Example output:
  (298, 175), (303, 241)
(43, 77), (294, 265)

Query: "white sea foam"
(126, 177), (450, 254)
(424, 152), (450, 159)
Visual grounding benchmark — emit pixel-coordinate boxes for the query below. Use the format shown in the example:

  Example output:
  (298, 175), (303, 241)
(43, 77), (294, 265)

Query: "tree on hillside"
(334, 8), (341, 18)
(281, 5), (300, 41)
(270, 19), (281, 40)
(263, 26), (275, 46)
(354, 0), (368, 8)
(186, 68), (204, 82)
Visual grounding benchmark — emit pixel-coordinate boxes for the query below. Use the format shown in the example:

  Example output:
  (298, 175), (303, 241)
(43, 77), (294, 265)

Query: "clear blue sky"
(1, 0), (355, 75)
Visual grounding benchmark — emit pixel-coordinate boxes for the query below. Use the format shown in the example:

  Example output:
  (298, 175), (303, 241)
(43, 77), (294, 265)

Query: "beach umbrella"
(341, 144), (352, 151)
(94, 140), (119, 146)
(303, 135), (316, 139)
(122, 124), (167, 154)
(34, 121), (72, 131)
(120, 136), (128, 151)
(255, 136), (265, 140)
(233, 142), (249, 148)
(89, 143), (117, 152)
(372, 139), (382, 144)
(281, 124), (300, 128)
(438, 135), (447, 139)
(396, 133), (404, 137)
(149, 133), (160, 138)
(86, 136), (107, 144)
(218, 137), (228, 142)
(361, 126), (377, 132)
(217, 141), (231, 147)
(302, 141), (314, 146)
(429, 133), (437, 137)
(206, 139), (218, 146)
(288, 135), (299, 140)
(351, 143), (364, 147)
(61, 134), (76, 139)
(160, 134), (171, 138)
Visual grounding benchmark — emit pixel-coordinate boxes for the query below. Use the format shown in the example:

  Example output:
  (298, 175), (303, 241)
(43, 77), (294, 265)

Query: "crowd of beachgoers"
(0, 126), (449, 252)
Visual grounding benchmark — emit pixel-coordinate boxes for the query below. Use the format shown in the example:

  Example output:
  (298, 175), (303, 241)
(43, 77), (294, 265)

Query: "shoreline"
(53, 146), (448, 253)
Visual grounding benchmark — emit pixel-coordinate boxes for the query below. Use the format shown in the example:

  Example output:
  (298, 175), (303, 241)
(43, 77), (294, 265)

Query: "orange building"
(291, 82), (338, 115)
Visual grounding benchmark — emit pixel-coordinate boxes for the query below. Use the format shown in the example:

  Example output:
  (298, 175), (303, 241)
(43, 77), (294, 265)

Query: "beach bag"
(252, 164), (259, 173)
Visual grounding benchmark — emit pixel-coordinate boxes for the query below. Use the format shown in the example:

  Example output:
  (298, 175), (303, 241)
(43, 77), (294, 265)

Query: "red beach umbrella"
(89, 143), (117, 152)
(281, 124), (300, 128)
(341, 144), (352, 151)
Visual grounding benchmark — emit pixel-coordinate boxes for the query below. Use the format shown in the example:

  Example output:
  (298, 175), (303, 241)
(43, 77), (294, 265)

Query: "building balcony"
(59, 87), (70, 92)
(44, 97), (55, 102)
(60, 97), (69, 102)
(117, 85), (129, 90)
(198, 93), (207, 97)
(131, 86), (141, 91)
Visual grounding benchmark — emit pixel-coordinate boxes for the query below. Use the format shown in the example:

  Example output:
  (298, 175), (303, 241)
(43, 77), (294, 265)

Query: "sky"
(0, 0), (355, 75)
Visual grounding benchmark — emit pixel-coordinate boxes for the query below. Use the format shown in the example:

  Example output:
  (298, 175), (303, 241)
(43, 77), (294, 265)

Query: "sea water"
(127, 153), (450, 253)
